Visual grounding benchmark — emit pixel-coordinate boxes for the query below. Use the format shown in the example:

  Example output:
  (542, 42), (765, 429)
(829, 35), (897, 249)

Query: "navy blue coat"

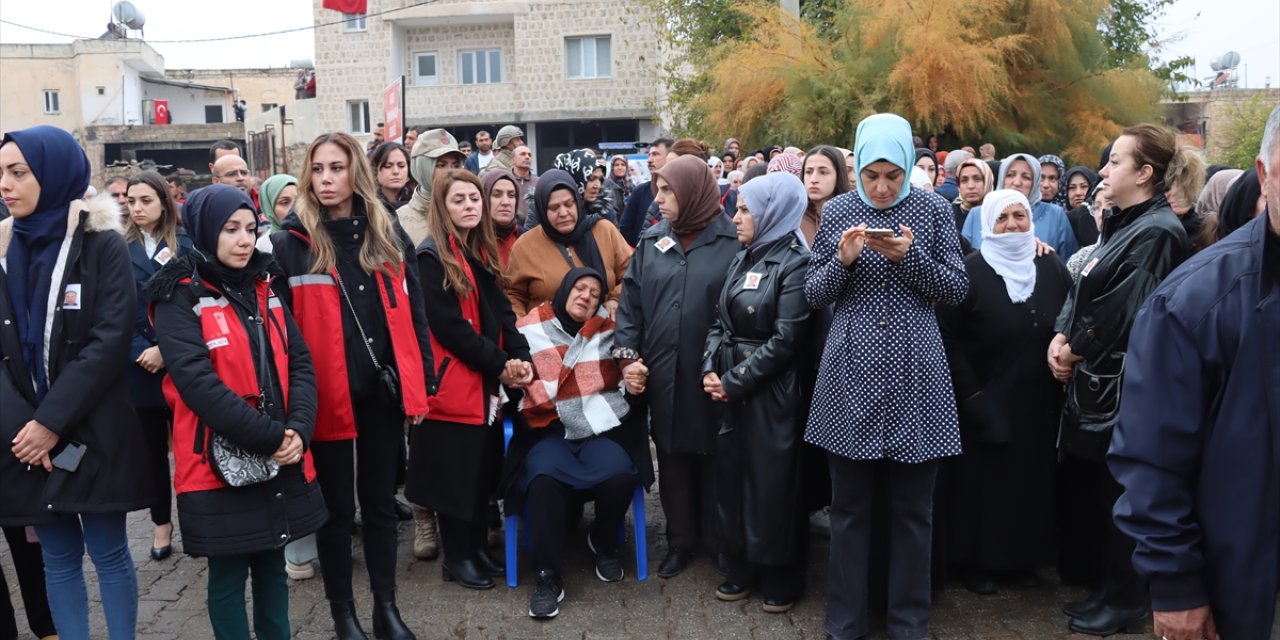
(1109, 216), (1280, 639)
(127, 230), (193, 409)
(618, 180), (656, 246)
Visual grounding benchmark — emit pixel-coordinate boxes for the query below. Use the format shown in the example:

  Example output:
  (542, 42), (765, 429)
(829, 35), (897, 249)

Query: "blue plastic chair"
(502, 416), (648, 587)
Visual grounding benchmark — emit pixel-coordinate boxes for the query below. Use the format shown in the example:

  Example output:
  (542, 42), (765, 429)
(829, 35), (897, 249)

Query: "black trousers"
(655, 449), (721, 553)
(0, 525), (56, 640)
(724, 551), (806, 602)
(137, 406), (174, 526)
(525, 474), (634, 576)
(826, 456), (939, 640)
(312, 399), (403, 602)
(1076, 456), (1146, 608)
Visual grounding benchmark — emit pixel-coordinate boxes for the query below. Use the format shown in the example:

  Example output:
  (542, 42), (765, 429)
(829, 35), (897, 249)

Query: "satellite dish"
(1210, 51), (1241, 71)
(112, 1), (146, 30)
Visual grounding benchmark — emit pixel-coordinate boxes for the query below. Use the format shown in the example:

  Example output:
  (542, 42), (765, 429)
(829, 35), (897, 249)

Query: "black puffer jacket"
(150, 252), (326, 557)
(0, 196), (152, 526)
(1055, 194), (1190, 459)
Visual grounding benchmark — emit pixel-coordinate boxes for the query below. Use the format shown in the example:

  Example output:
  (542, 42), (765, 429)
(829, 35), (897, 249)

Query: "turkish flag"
(322, 0), (366, 13)
(153, 100), (170, 125)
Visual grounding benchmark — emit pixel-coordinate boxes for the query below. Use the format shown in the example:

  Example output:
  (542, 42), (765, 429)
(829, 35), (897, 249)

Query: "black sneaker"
(587, 532), (624, 582)
(528, 570), (564, 619)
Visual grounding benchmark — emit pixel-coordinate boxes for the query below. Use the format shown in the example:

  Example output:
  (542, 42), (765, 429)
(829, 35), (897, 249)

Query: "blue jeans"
(35, 512), (138, 640)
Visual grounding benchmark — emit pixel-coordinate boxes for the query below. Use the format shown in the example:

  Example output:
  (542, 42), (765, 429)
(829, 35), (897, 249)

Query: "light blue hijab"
(737, 172), (808, 250)
(852, 113), (914, 209)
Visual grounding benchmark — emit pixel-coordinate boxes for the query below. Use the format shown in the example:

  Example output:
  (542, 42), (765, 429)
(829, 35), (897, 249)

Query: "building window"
(204, 104), (224, 123)
(43, 90), (60, 114)
(342, 13), (366, 32)
(414, 51), (439, 86)
(459, 49), (502, 85)
(566, 36), (612, 79)
(347, 100), (370, 134)
(261, 103), (278, 113)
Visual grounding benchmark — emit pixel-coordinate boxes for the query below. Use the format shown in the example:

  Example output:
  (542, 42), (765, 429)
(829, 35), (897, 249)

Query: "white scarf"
(979, 189), (1037, 303)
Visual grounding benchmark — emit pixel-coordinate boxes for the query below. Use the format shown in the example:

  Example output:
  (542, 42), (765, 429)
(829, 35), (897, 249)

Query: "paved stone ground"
(3, 486), (1150, 640)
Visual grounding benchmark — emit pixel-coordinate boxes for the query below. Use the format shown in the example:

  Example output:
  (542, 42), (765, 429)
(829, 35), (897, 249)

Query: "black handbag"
(208, 308), (280, 488)
(1068, 352), (1126, 431)
(334, 268), (404, 410)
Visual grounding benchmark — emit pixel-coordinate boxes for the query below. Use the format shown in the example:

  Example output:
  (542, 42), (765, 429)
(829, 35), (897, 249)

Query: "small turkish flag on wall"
(153, 100), (170, 125)
(322, 0), (367, 13)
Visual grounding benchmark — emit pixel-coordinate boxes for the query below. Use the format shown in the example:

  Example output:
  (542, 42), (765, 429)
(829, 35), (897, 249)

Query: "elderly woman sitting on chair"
(499, 267), (654, 620)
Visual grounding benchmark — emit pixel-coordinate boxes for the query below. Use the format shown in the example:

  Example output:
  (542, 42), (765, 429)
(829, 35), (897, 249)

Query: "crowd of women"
(0, 109), (1266, 640)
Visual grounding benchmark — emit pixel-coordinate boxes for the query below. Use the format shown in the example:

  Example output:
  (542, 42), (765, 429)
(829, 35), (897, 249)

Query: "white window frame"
(341, 13), (367, 32)
(458, 49), (502, 85)
(43, 90), (60, 114)
(413, 51), (439, 86)
(347, 100), (370, 134)
(565, 36), (612, 80)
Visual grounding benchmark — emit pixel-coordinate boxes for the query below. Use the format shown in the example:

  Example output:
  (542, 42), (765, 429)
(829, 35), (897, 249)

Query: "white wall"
(141, 82), (232, 125)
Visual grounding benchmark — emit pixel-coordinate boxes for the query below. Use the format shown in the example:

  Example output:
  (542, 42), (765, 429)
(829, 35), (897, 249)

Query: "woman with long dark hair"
(371, 142), (414, 211)
(409, 169), (532, 591)
(123, 170), (193, 561)
(270, 132), (435, 640)
(800, 145), (850, 246)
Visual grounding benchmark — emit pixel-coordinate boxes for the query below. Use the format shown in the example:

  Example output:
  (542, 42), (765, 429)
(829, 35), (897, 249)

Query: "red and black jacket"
(270, 209), (435, 441)
(149, 259), (318, 494)
(417, 235), (531, 425)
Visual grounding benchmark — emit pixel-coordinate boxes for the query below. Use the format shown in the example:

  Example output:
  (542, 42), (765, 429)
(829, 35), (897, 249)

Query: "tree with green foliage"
(1211, 94), (1275, 169)
(648, 0), (1183, 163)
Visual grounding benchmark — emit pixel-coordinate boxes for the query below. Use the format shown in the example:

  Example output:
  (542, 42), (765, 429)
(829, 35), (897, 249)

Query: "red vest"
(285, 231), (429, 441)
(426, 236), (497, 425)
(163, 277), (317, 495)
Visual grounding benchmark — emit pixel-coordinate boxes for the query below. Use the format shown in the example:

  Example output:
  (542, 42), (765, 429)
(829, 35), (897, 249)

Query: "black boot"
(329, 600), (369, 640)
(1068, 604), (1149, 636)
(371, 592), (416, 640)
(441, 557), (496, 590)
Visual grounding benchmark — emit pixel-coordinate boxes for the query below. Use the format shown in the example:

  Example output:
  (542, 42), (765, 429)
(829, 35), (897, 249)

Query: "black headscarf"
(552, 267), (604, 336)
(1063, 166), (1099, 207)
(531, 169), (607, 278)
(181, 184), (259, 287)
(1217, 168), (1263, 240)
(915, 147), (938, 169)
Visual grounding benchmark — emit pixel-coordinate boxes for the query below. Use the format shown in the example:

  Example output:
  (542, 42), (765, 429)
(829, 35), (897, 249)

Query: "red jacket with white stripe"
(270, 211), (435, 441)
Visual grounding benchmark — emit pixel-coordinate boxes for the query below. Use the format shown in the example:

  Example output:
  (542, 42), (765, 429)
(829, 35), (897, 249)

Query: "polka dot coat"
(803, 187), (969, 463)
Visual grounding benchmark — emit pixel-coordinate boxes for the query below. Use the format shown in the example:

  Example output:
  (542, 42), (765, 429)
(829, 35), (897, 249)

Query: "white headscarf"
(979, 189), (1037, 303)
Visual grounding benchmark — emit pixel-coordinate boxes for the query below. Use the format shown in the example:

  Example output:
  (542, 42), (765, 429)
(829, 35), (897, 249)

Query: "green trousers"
(207, 548), (290, 640)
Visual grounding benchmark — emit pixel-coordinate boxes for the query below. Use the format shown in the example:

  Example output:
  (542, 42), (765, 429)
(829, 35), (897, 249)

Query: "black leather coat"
(702, 235), (814, 565)
(1055, 194), (1189, 460)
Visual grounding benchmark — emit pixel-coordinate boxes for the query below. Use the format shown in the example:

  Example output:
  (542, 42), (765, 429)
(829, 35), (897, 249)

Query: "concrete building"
(1164, 88), (1280, 162)
(310, 0), (667, 170)
(0, 38), (309, 185)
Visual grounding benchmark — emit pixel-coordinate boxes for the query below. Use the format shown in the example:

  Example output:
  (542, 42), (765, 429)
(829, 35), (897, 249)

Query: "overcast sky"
(1, 0), (1276, 87)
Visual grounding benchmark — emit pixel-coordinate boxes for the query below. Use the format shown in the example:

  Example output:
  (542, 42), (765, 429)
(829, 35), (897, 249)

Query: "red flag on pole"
(322, 0), (367, 13)
(153, 100), (170, 125)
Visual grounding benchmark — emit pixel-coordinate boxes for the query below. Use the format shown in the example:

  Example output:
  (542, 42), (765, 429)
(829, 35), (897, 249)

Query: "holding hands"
(622, 359), (649, 395)
(499, 359), (534, 388)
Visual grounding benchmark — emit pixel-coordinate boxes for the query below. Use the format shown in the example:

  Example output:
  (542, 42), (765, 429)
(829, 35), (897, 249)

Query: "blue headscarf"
(181, 184), (257, 258)
(3, 126), (91, 400)
(737, 172), (808, 250)
(853, 114), (914, 209)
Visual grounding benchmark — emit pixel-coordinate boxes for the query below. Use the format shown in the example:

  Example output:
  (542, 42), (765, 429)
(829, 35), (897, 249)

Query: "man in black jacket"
(1110, 105), (1280, 640)
(618, 138), (672, 245)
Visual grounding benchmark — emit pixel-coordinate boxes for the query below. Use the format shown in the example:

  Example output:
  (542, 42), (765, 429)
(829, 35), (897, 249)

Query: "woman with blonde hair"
(270, 132), (435, 640)
(410, 170), (533, 591)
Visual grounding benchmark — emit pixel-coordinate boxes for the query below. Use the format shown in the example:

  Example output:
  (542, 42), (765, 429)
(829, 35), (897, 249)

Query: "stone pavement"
(3, 487), (1151, 640)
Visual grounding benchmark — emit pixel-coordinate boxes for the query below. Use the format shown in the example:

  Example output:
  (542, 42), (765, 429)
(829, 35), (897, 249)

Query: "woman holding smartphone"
(151, 184), (326, 639)
(0, 125), (152, 640)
